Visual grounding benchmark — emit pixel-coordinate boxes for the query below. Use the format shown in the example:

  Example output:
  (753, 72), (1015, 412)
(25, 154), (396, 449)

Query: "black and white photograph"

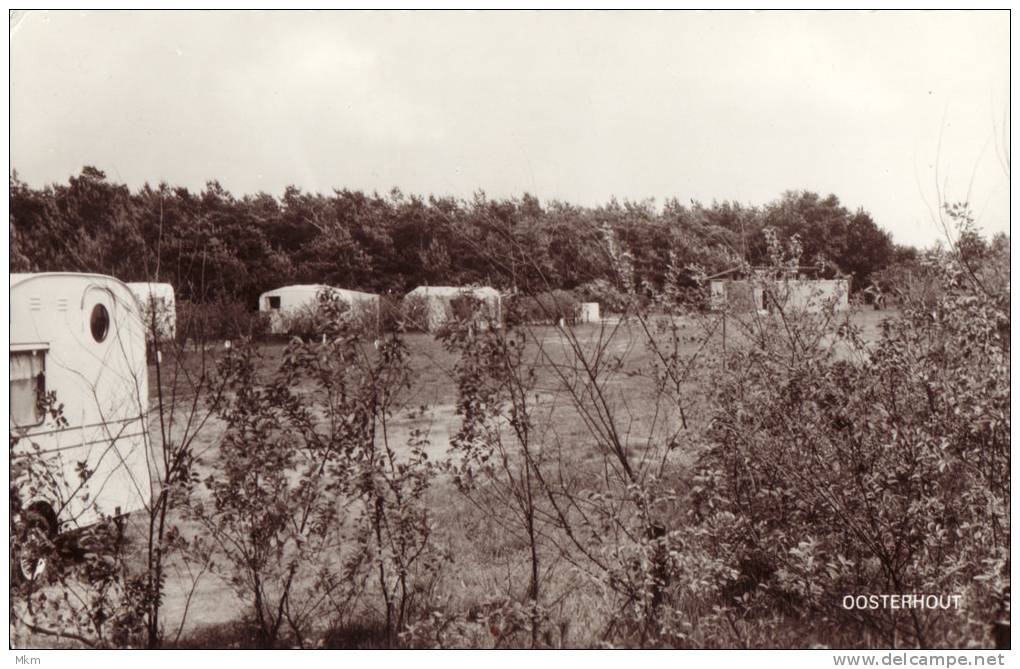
(7, 8), (1011, 657)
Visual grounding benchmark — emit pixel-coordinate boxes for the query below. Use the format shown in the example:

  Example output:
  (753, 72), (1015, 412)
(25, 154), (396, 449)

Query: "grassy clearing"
(71, 308), (902, 647)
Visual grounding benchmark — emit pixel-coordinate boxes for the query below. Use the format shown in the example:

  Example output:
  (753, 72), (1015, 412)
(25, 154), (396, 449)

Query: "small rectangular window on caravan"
(10, 348), (47, 427)
(268, 296), (281, 310)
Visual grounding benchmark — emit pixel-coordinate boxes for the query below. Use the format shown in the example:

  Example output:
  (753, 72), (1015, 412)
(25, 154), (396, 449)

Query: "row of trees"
(11, 167), (906, 306)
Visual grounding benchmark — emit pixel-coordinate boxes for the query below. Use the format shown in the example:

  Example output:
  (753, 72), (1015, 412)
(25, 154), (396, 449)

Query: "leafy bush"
(277, 290), (380, 340)
(400, 292), (500, 333)
(506, 290), (580, 326)
(191, 334), (443, 647)
(870, 261), (940, 310)
(688, 241), (1009, 648)
(177, 300), (269, 343)
(379, 295), (404, 333)
(400, 295), (433, 332)
(10, 396), (147, 648)
(575, 279), (630, 314)
(448, 294), (481, 323)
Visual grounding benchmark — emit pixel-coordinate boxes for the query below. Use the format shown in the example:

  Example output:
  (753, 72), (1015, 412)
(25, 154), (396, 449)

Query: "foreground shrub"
(379, 295), (404, 333)
(690, 240), (1009, 648)
(400, 294), (433, 332)
(575, 279), (630, 314)
(276, 289), (380, 339)
(192, 332), (443, 647)
(177, 300), (269, 343)
(505, 290), (580, 326)
(10, 397), (146, 648)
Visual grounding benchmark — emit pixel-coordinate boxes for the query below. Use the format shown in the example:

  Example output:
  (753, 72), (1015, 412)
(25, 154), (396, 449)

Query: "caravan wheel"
(12, 502), (58, 585)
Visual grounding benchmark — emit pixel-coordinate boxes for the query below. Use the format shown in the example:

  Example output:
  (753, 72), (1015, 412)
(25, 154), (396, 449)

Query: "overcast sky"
(10, 10), (1009, 247)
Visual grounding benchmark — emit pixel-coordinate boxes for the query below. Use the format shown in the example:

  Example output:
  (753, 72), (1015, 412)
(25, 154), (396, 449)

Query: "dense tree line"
(10, 167), (904, 306)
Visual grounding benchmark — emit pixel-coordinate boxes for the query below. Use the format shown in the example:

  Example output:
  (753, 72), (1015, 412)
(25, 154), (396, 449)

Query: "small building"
(578, 302), (601, 323)
(127, 282), (177, 342)
(708, 267), (850, 314)
(10, 273), (151, 540)
(404, 286), (502, 332)
(258, 284), (379, 335)
(709, 278), (765, 312)
(779, 278), (850, 312)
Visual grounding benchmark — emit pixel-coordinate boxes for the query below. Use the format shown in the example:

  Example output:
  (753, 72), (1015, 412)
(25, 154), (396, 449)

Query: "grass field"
(62, 308), (903, 647)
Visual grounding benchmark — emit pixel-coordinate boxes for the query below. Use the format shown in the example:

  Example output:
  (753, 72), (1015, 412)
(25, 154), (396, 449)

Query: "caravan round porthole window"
(90, 304), (110, 342)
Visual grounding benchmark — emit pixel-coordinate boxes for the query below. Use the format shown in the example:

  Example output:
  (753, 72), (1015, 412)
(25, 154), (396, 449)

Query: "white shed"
(404, 286), (502, 332)
(258, 284), (380, 335)
(708, 279), (765, 312)
(709, 278), (849, 314)
(10, 273), (151, 537)
(127, 282), (177, 342)
(578, 302), (601, 323)
(780, 279), (850, 313)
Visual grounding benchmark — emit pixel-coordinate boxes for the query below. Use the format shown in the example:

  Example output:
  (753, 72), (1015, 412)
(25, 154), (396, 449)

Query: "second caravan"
(258, 284), (379, 335)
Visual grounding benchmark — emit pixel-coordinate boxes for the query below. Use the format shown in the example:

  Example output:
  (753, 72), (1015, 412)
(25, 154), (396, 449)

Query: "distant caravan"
(258, 284), (380, 335)
(404, 286), (502, 332)
(10, 273), (151, 554)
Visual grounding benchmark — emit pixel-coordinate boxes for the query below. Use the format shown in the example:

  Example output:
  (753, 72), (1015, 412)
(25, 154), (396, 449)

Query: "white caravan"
(258, 284), (379, 334)
(404, 285), (503, 332)
(127, 281), (177, 342)
(10, 273), (151, 536)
